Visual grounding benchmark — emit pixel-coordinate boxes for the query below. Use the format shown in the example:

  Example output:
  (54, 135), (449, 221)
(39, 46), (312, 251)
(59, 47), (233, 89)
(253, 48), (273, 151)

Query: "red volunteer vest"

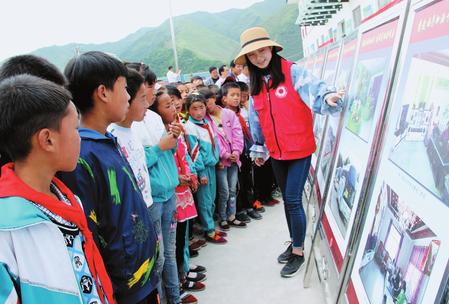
(252, 59), (316, 160)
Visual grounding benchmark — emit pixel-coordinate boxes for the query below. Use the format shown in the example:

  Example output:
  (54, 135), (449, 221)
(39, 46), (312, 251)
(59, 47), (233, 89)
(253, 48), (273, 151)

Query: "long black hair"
(247, 49), (284, 96)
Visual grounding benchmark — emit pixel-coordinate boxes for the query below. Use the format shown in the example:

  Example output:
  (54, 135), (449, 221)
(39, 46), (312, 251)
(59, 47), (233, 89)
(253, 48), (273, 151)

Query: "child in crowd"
(0, 55), (68, 170)
(175, 83), (190, 123)
(58, 51), (158, 304)
(201, 86), (246, 230)
(228, 82), (263, 220)
(143, 91), (182, 304)
(191, 76), (204, 89)
(184, 94), (227, 244)
(108, 68), (153, 209)
(0, 75), (114, 304)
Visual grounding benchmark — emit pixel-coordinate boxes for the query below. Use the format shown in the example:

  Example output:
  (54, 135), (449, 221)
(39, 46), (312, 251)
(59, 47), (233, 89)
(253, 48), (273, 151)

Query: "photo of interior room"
(359, 183), (440, 304)
(328, 151), (360, 236)
(389, 50), (449, 207)
(318, 122), (337, 191)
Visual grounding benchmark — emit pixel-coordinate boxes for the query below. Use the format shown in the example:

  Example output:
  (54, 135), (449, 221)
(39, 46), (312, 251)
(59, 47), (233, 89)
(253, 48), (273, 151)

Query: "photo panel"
(357, 182), (441, 304)
(345, 18), (399, 142)
(387, 0), (449, 207)
(323, 17), (402, 256)
(317, 37), (358, 194)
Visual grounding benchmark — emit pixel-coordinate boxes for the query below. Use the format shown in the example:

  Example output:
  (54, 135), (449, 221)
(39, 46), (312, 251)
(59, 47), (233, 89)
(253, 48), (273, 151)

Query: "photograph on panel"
(389, 50), (449, 207)
(313, 114), (327, 160)
(318, 120), (337, 190)
(345, 64), (384, 142)
(345, 19), (399, 143)
(327, 149), (361, 235)
(388, 0), (449, 207)
(358, 183), (440, 304)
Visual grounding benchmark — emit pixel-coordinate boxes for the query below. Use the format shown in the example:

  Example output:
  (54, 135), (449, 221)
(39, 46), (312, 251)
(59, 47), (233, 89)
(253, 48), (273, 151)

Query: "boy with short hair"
(58, 51), (159, 304)
(0, 54), (68, 170)
(0, 75), (114, 304)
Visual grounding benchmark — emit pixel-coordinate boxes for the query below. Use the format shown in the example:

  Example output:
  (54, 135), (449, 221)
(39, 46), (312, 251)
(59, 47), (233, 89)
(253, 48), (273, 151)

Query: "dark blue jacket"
(58, 128), (158, 304)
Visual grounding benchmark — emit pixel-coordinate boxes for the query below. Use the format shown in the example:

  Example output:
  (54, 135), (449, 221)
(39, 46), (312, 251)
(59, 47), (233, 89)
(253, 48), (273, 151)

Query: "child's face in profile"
(189, 101), (206, 121)
(241, 90), (249, 105)
(177, 84), (189, 102)
(108, 76), (130, 123)
(127, 84), (148, 122)
(171, 95), (183, 113)
(224, 88), (241, 109)
(55, 102), (81, 171)
(206, 97), (217, 113)
(157, 93), (177, 125)
(144, 82), (156, 107)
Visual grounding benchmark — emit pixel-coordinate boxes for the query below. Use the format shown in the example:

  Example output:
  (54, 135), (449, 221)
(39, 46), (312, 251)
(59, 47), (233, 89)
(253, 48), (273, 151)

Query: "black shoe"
(236, 212), (251, 223)
(186, 271), (207, 282)
(247, 209), (262, 220)
(228, 218), (247, 228)
(280, 254), (305, 278)
(189, 248), (199, 258)
(219, 220), (230, 231)
(278, 242), (293, 264)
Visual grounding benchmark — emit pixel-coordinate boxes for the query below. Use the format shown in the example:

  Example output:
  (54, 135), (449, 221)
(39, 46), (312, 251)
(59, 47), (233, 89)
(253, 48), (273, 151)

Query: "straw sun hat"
(234, 27), (283, 65)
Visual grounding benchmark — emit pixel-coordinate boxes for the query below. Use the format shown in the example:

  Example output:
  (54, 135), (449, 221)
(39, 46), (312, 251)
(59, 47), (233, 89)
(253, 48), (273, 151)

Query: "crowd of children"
(0, 52), (282, 304)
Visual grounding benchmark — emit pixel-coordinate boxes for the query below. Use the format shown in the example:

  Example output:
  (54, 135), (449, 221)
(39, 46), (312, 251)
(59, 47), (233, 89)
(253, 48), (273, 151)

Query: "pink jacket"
(207, 108), (244, 168)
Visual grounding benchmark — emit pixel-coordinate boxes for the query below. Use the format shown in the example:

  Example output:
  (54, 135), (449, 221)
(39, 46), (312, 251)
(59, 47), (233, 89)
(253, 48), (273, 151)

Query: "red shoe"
(180, 291), (198, 304)
(182, 280), (206, 292)
(205, 232), (227, 244)
(262, 199), (277, 207)
(215, 230), (227, 237)
(253, 200), (266, 213)
(270, 197), (280, 204)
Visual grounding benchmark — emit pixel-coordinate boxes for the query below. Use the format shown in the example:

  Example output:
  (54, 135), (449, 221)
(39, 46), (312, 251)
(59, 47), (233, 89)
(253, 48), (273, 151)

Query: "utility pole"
(168, 0), (179, 73)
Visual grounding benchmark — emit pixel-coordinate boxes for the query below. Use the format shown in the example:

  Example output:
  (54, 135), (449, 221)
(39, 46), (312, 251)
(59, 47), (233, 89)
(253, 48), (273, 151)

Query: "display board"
(317, 37), (357, 201)
(348, 0), (449, 303)
(323, 16), (402, 257)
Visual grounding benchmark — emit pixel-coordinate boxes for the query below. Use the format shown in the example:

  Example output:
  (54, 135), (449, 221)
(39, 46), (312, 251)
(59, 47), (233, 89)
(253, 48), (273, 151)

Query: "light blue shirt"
(249, 64), (344, 158)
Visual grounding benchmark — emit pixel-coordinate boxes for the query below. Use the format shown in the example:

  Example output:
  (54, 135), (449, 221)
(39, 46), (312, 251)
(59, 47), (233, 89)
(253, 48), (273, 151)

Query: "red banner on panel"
(346, 280), (360, 304)
(322, 213), (344, 271)
(342, 38), (357, 61)
(360, 18), (399, 54)
(411, 0), (449, 43)
(327, 47), (340, 64)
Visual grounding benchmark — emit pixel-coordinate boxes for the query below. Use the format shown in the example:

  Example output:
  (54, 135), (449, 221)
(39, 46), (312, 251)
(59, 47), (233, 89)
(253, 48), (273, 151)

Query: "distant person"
(204, 66), (219, 86)
(229, 60), (243, 80)
(58, 51), (159, 303)
(0, 75), (114, 304)
(237, 64), (250, 85)
(191, 75), (204, 88)
(215, 64), (229, 88)
(167, 65), (181, 83)
(235, 27), (344, 277)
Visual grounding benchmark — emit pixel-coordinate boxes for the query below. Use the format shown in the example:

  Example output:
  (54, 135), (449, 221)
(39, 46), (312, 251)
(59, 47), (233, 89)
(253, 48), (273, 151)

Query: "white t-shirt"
(108, 124), (153, 207)
(166, 70), (179, 83)
(132, 110), (165, 147)
(237, 73), (250, 84)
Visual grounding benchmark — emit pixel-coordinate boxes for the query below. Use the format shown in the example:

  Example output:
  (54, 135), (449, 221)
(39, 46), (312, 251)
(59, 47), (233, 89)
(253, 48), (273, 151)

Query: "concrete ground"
(189, 200), (326, 304)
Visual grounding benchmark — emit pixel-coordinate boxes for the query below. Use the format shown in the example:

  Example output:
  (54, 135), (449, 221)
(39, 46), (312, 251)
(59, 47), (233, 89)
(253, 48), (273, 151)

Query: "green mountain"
(31, 0), (302, 76)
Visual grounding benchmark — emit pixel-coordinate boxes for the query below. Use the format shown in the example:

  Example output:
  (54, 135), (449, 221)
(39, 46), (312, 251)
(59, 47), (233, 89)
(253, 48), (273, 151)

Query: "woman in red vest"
(234, 27), (344, 277)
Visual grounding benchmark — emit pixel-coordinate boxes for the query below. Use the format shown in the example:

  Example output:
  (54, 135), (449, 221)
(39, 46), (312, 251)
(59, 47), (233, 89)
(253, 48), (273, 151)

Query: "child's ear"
(94, 84), (109, 103)
(36, 128), (56, 152)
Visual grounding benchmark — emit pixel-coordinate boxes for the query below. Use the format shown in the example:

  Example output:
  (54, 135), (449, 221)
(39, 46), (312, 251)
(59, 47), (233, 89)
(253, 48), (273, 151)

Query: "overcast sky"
(0, 0), (262, 61)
